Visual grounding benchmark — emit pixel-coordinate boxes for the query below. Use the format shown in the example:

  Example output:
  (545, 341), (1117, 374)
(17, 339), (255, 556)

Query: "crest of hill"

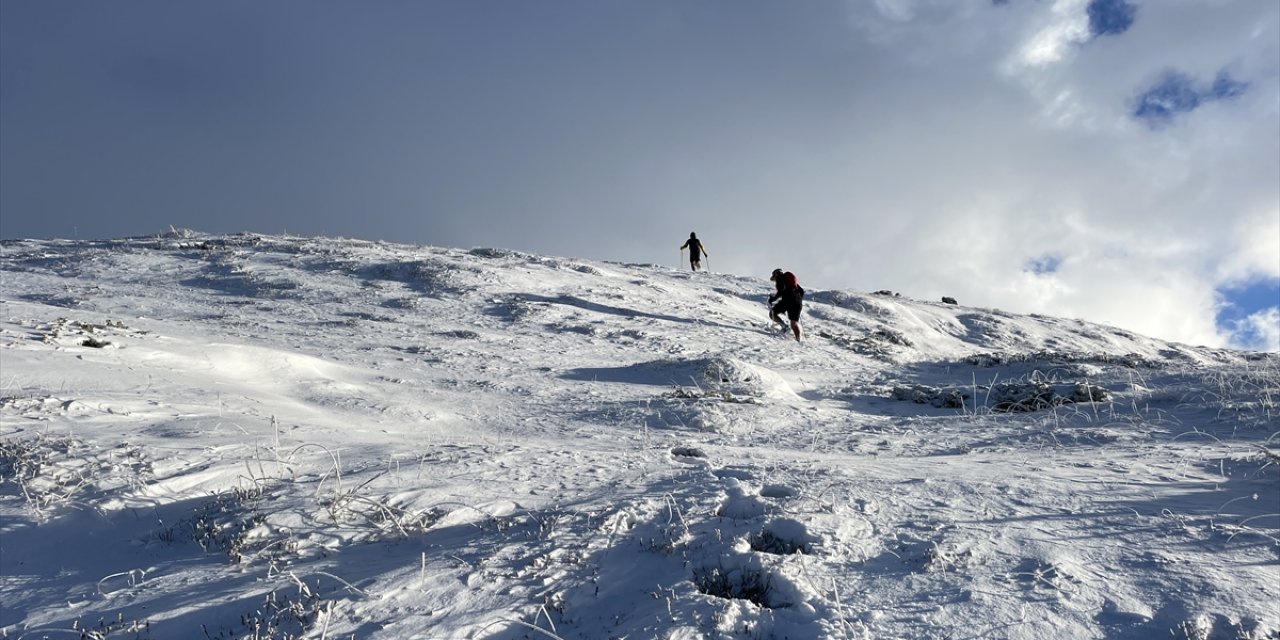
(0, 230), (1256, 370)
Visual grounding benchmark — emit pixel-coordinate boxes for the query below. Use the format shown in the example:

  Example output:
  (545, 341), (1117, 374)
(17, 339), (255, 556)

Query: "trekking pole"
(678, 248), (684, 269)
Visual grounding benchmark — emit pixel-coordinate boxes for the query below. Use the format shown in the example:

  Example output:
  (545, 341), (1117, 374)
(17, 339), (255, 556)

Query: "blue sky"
(1134, 69), (1250, 127)
(1, 0), (1277, 351)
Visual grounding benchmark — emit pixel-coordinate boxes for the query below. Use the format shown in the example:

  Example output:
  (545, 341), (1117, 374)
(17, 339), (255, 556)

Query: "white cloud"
(1035, 87), (1098, 129)
(1218, 208), (1280, 285)
(866, 210), (1232, 348)
(1012, 0), (1091, 69)
(1230, 308), (1280, 352)
(873, 0), (918, 23)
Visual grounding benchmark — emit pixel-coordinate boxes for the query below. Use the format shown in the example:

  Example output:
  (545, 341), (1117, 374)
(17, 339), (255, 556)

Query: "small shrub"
(670, 446), (706, 458)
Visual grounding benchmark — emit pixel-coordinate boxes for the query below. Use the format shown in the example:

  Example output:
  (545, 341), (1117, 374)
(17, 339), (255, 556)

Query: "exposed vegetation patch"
(438, 329), (481, 339)
(891, 381), (1110, 412)
(158, 484), (278, 565)
(0, 433), (152, 521)
(671, 446), (707, 458)
(817, 328), (913, 359)
(1171, 614), (1276, 640)
(692, 565), (777, 609)
(200, 588), (328, 640)
(37, 317), (143, 347)
(964, 350), (1161, 369)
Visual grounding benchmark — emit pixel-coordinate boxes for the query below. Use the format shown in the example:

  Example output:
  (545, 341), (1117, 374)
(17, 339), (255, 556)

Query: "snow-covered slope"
(2, 232), (1276, 640)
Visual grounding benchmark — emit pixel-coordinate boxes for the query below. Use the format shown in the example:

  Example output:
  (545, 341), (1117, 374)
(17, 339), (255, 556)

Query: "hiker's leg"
(770, 305), (787, 328)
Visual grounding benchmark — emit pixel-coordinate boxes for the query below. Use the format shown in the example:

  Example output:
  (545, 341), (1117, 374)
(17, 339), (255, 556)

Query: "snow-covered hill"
(2, 231), (1276, 640)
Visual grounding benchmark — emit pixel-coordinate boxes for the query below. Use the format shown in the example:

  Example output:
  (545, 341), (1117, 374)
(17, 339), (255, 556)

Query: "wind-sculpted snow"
(1, 232), (1277, 639)
(563, 357), (797, 401)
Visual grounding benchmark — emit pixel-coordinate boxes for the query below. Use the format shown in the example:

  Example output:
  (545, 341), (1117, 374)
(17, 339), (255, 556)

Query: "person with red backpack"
(769, 268), (804, 341)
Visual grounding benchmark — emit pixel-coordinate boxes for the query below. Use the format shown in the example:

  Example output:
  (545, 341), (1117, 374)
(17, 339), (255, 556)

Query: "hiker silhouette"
(679, 233), (708, 272)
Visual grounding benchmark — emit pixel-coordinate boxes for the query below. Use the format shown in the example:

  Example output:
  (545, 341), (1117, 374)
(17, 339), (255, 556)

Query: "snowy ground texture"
(1, 231), (1277, 640)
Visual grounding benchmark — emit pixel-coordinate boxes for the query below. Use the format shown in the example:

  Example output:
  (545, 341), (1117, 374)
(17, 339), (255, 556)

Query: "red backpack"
(781, 271), (799, 289)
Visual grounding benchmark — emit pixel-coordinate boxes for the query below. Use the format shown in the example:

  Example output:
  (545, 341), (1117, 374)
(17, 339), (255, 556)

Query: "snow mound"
(688, 357), (798, 401)
(570, 357), (799, 401)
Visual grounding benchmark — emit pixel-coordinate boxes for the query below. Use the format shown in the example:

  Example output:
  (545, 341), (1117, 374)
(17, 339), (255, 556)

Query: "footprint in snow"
(760, 484), (798, 499)
(717, 478), (770, 520)
(750, 518), (818, 555)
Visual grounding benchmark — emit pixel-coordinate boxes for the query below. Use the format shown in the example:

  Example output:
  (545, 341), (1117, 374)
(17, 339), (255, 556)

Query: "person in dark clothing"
(679, 232), (708, 271)
(769, 268), (804, 341)
(769, 268), (786, 303)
